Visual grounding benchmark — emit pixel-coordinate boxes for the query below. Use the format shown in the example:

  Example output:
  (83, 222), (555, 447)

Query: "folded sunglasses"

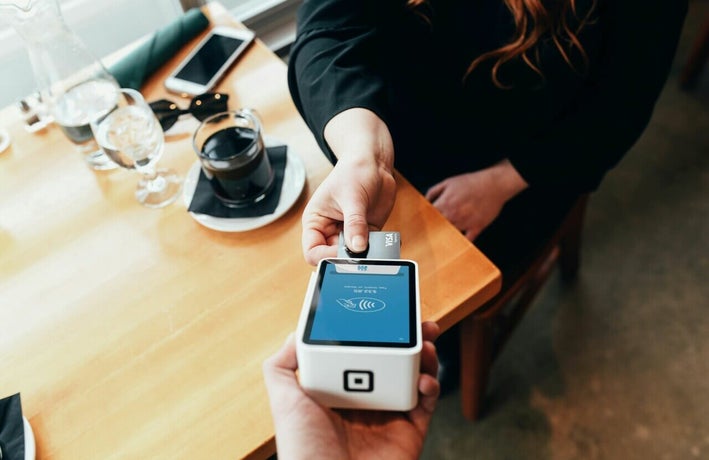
(149, 92), (229, 131)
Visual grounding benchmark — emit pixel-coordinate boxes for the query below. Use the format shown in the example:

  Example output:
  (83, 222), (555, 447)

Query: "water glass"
(91, 88), (182, 208)
(53, 78), (121, 170)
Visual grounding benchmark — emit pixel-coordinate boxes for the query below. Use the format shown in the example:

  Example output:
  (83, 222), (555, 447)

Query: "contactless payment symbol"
(336, 298), (386, 313)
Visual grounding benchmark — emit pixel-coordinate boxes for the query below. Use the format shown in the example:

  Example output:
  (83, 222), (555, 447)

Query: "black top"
(287, 0), (688, 194)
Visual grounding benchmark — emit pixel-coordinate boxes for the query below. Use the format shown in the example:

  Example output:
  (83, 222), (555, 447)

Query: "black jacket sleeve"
(288, 0), (688, 194)
(507, 0), (688, 192)
(287, 0), (395, 164)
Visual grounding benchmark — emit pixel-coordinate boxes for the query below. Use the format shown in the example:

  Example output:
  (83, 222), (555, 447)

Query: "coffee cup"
(192, 109), (274, 207)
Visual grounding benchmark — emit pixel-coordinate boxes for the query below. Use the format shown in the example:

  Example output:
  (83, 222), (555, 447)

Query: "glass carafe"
(0, 0), (120, 170)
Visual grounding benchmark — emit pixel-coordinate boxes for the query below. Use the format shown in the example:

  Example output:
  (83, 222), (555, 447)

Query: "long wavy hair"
(407, 0), (597, 88)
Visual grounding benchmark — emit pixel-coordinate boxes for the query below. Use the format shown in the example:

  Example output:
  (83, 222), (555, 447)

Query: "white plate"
(183, 139), (306, 232)
(24, 416), (35, 460)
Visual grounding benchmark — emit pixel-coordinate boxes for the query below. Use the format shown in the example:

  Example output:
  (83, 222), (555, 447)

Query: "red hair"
(407, 0), (597, 88)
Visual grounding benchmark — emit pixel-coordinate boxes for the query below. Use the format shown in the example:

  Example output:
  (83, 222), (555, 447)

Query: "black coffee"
(200, 126), (274, 205)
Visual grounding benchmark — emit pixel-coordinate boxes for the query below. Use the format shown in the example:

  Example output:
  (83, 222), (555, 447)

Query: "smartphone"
(296, 258), (422, 411)
(164, 26), (255, 96)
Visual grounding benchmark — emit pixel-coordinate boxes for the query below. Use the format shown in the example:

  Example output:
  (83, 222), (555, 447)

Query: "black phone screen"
(174, 34), (245, 86)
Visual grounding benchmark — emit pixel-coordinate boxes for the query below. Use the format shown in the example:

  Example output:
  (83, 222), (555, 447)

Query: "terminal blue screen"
(304, 260), (417, 347)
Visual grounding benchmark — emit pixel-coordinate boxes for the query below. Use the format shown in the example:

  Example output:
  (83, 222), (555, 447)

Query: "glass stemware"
(0, 0), (120, 170)
(91, 88), (182, 208)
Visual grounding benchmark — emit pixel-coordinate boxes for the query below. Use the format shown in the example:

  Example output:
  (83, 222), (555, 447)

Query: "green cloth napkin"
(0, 393), (24, 460)
(108, 8), (210, 90)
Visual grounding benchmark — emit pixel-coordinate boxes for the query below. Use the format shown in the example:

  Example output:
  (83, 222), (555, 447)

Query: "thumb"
(342, 204), (371, 254)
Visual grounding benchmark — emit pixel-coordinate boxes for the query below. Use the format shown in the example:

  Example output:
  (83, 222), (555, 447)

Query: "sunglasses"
(149, 92), (229, 131)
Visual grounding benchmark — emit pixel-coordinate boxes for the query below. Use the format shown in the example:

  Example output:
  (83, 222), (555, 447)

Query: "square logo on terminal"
(343, 370), (374, 392)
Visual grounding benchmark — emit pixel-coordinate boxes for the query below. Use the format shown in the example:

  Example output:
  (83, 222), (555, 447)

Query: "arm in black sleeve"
(508, 0), (688, 193)
(287, 0), (396, 164)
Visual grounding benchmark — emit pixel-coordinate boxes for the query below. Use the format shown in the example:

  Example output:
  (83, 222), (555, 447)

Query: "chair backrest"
(459, 193), (590, 420)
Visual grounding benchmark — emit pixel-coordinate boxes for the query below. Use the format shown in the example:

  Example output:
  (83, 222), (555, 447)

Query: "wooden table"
(0, 3), (500, 459)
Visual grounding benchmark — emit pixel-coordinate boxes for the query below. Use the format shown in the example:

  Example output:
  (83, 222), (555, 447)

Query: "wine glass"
(91, 88), (182, 208)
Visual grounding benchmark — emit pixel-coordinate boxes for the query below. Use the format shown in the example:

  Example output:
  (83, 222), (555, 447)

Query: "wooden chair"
(458, 193), (590, 421)
(680, 11), (709, 90)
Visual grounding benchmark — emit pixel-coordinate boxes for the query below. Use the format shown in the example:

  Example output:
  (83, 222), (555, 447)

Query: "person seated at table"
(286, 0), (688, 388)
(262, 322), (441, 460)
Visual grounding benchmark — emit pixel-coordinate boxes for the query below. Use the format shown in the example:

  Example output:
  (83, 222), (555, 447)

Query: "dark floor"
(422, 2), (709, 459)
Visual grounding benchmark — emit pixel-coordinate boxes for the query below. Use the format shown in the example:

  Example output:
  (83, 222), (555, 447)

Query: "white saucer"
(24, 416), (35, 460)
(183, 139), (306, 232)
